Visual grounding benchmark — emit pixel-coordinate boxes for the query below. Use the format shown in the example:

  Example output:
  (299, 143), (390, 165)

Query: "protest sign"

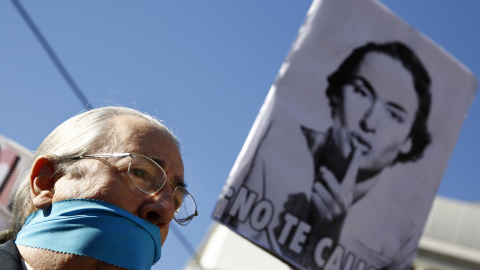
(212, 0), (478, 269)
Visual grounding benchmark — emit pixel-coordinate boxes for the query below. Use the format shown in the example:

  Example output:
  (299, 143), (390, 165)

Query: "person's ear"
(400, 137), (413, 155)
(30, 156), (57, 210)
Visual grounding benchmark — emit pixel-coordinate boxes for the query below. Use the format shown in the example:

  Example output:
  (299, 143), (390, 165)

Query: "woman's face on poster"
(332, 52), (419, 172)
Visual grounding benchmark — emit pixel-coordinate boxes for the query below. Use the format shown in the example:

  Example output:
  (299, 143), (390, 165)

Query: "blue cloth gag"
(15, 199), (161, 270)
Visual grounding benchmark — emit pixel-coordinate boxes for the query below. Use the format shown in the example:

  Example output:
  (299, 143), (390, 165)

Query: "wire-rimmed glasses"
(70, 153), (198, 226)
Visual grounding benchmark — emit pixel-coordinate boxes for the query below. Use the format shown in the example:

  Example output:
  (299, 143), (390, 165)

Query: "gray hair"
(0, 106), (179, 243)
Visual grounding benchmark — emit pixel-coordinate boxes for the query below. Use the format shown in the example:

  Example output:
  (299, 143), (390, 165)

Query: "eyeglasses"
(69, 153), (198, 226)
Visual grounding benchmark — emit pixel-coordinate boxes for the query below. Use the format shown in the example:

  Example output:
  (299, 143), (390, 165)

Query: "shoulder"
(0, 240), (23, 270)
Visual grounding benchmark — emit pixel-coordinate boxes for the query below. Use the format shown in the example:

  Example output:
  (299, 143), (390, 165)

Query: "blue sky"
(1, 1), (478, 269)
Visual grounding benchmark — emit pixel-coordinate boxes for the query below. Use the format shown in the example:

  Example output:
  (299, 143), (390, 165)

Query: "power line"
(10, 0), (92, 110)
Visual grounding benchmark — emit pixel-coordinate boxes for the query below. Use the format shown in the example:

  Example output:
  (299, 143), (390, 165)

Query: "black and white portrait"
(277, 41), (431, 269)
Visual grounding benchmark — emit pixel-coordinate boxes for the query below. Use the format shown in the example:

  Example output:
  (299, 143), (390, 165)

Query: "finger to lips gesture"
(312, 147), (361, 221)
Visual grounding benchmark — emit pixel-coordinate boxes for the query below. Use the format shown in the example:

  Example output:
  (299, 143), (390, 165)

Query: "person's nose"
(139, 185), (176, 226)
(359, 102), (379, 133)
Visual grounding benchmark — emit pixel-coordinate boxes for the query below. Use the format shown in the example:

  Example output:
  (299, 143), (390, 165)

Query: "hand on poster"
(312, 146), (361, 221)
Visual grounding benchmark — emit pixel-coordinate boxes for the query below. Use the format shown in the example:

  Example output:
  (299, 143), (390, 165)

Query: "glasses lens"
(173, 187), (197, 226)
(128, 155), (167, 194)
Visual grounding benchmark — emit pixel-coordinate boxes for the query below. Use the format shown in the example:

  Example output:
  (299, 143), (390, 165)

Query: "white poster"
(212, 0), (478, 269)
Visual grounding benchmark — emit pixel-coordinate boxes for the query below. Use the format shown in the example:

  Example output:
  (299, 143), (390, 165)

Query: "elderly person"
(0, 107), (198, 270)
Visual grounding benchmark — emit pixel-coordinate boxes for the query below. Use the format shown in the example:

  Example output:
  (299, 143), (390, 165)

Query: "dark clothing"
(0, 240), (22, 270)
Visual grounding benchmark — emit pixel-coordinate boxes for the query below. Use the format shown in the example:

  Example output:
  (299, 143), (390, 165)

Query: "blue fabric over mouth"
(16, 199), (161, 270)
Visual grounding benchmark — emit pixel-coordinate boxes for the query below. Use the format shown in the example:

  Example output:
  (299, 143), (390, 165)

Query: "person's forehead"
(355, 52), (418, 114)
(111, 115), (184, 174)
